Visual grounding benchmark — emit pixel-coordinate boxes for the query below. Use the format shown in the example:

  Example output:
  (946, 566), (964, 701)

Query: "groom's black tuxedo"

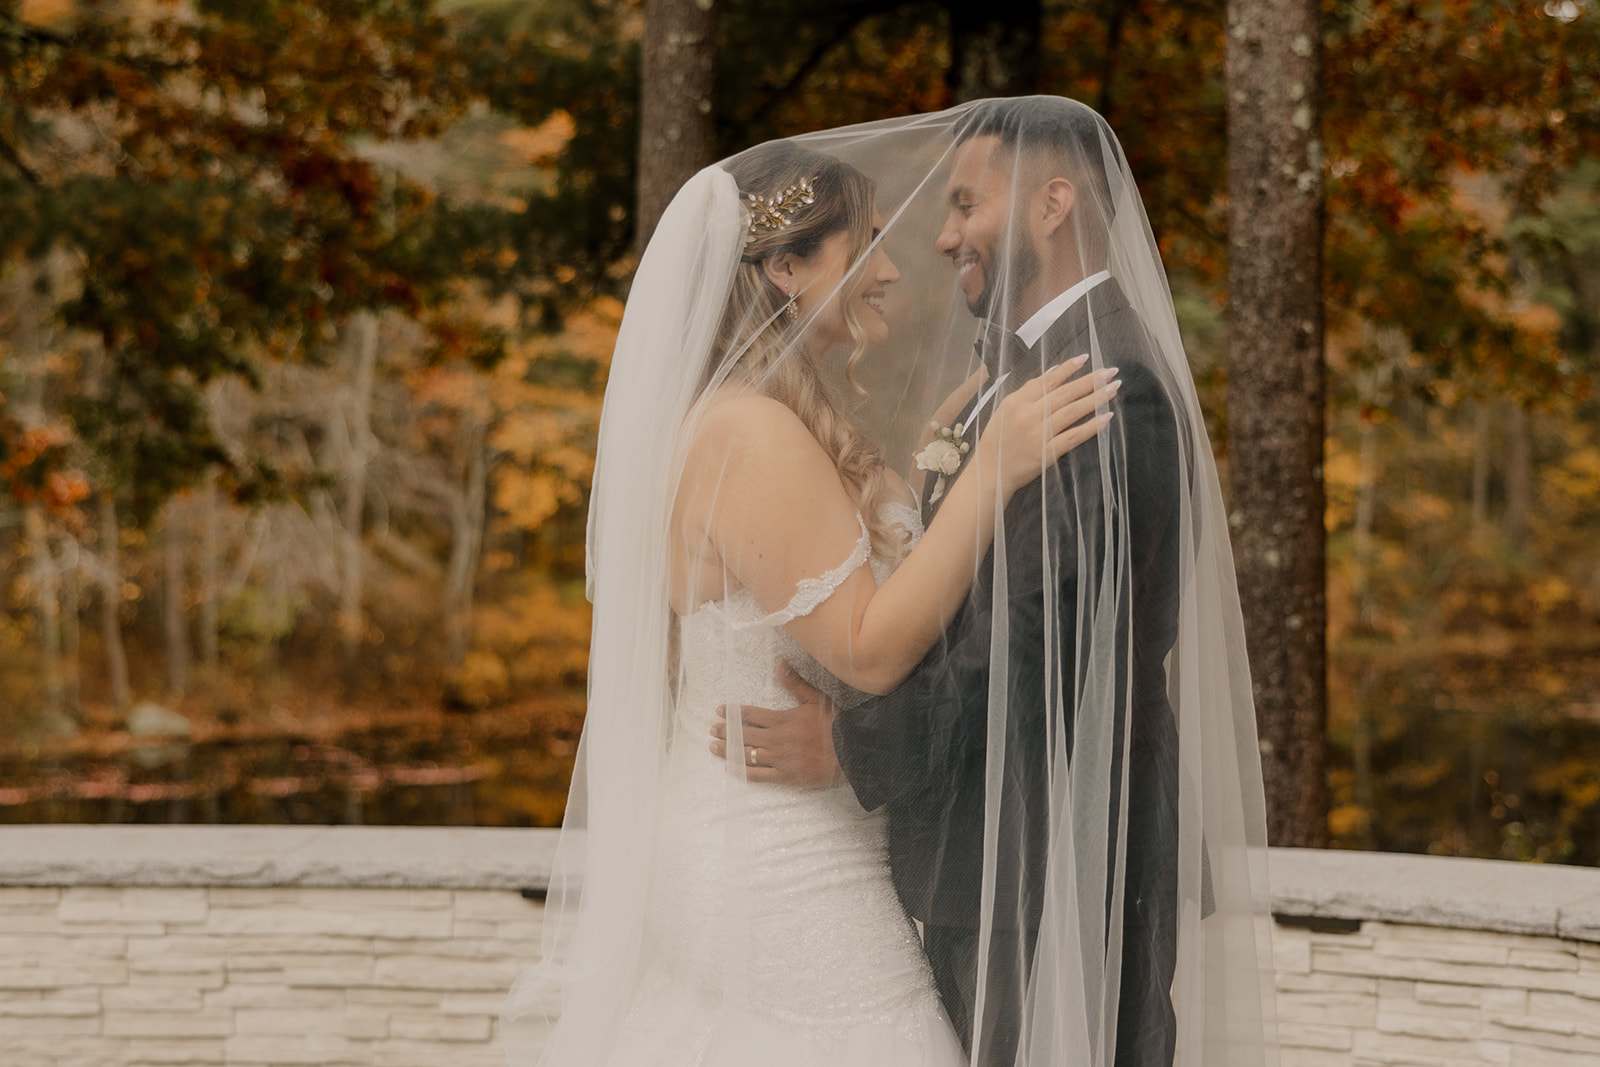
(835, 278), (1183, 1066)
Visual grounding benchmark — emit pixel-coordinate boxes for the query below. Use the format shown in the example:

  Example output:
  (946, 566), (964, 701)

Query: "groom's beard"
(970, 225), (1039, 324)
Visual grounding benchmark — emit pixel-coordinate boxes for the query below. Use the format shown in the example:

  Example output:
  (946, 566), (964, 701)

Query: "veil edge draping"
(501, 166), (746, 1063)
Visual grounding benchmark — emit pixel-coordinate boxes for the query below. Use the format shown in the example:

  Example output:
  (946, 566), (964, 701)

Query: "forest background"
(2, 0), (1599, 863)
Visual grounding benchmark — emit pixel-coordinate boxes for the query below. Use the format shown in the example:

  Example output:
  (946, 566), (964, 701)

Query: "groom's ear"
(1034, 177), (1077, 238)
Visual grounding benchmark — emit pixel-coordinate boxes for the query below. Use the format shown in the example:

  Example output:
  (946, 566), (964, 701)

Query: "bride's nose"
(877, 251), (901, 286)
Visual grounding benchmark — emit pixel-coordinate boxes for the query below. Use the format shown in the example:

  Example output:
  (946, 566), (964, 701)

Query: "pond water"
(0, 700), (582, 829)
(6, 657), (1598, 870)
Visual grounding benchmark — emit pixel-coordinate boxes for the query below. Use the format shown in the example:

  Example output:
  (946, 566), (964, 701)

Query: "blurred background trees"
(2, 0), (1599, 858)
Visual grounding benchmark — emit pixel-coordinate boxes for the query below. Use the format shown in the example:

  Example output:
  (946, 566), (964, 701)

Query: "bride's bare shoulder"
(687, 388), (823, 462)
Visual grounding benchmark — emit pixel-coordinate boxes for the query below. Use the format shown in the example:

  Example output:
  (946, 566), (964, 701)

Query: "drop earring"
(784, 289), (798, 322)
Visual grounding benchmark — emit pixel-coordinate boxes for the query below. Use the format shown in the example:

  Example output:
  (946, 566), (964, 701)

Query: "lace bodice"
(602, 497), (958, 1067)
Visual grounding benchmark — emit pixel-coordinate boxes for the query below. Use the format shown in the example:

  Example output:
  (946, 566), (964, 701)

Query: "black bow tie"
(975, 320), (1032, 380)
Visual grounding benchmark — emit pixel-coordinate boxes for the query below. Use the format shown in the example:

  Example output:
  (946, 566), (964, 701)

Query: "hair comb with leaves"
(742, 177), (817, 246)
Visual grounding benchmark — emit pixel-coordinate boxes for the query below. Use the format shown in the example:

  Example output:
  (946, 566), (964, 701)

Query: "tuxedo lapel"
(923, 327), (1029, 522)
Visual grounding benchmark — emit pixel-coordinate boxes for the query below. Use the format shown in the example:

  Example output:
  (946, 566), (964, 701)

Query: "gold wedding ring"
(747, 747), (759, 767)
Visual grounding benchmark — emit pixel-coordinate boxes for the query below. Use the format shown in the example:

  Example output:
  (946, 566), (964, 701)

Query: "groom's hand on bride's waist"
(709, 661), (844, 788)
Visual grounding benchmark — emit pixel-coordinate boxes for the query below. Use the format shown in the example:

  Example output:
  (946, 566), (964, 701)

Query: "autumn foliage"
(2, 0), (1599, 852)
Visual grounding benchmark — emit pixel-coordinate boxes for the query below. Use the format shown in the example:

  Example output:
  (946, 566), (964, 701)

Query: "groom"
(712, 98), (1183, 1066)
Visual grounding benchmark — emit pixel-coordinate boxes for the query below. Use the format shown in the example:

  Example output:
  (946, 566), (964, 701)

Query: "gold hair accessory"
(743, 177), (817, 246)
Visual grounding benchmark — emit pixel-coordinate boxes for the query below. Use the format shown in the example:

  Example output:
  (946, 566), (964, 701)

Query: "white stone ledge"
(1269, 847), (1600, 943)
(4, 829), (1599, 942)
(0, 826), (555, 891)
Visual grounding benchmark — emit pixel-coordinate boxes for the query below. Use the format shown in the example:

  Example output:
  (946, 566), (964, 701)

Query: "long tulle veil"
(504, 97), (1277, 1067)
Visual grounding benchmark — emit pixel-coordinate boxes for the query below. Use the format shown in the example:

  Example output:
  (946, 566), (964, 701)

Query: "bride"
(505, 99), (1277, 1067)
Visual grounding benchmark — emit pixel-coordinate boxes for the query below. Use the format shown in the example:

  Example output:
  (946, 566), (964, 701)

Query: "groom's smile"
(937, 134), (1016, 318)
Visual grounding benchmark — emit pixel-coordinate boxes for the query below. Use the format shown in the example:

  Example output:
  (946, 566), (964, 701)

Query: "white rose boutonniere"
(914, 436), (964, 477)
(914, 421), (972, 514)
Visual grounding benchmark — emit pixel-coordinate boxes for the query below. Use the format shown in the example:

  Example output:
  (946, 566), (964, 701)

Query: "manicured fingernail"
(1069, 353), (1090, 366)
(716, 706), (726, 718)
(1105, 379), (1122, 393)
(1096, 367), (1119, 381)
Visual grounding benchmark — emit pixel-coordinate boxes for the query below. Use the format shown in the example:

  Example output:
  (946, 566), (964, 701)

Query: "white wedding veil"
(504, 97), (1276, 1067)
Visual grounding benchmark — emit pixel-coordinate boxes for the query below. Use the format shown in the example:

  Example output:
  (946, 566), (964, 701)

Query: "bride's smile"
(786, 214), (900, 351)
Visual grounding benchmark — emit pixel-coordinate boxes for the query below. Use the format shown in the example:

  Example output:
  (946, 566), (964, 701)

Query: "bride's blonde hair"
(709, 142), (905, 560)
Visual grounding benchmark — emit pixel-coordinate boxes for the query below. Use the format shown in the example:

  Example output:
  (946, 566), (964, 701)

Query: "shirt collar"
(1014, 270), (1113, 349)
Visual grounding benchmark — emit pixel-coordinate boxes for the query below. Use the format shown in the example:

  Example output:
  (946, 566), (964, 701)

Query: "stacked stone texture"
(1274, 920), (1600, 1066)
(4, 829), (1599, 1066)
(0, 883), (541, 1066)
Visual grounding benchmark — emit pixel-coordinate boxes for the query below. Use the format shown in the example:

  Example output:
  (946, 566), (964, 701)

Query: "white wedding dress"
(604, 502), (965, 1067)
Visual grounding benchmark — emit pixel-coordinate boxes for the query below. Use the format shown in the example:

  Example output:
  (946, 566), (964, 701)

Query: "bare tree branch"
(0, 132), (41, 185)
(729, 0), (903, 140)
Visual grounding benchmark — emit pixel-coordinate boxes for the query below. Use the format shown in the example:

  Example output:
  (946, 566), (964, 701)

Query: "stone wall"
(3, 827), (1599, 1066)
(1268, 849), (1600, 1066)
(0, 827), (552, 1067)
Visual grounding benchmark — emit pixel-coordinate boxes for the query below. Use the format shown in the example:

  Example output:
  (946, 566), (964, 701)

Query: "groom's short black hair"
(953, 96), (1124, 231)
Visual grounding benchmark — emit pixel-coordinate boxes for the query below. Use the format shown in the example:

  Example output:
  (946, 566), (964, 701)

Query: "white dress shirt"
(1015, 270), (1113, 348)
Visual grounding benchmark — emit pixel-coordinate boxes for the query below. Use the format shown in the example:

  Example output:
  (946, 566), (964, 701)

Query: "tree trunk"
(61, 533), (82, 715)
(1471, 402), (1490, 532)
(163, 505), (190, 697)
(8, 259), (75, 722)
(1353, 413), (1378, 630)
(24, 506), (65, 718)
(199, 471), (219, 674)
(1096, 0), (1131, 117)
(1504, 400), (1530, 542)
(96, 492), (132, 709)
(1226, 0), (1328, 847)
(947, 0), (1041, 102)
(1351, 675), (1375, 851)
(636, 0), (718, 255)
(337, 313), (379, 677)
(444, 411), (489, 669)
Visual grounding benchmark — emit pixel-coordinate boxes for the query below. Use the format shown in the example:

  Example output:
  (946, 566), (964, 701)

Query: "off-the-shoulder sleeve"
(731, 515), (871, 630)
